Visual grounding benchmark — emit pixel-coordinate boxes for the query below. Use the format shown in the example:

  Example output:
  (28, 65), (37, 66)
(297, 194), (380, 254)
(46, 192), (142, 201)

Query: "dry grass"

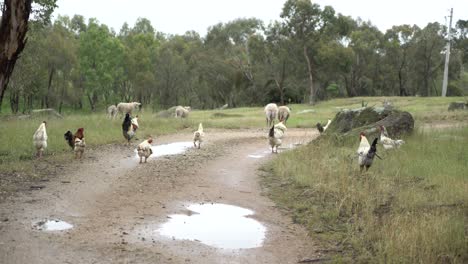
(263, 125), (468, 262)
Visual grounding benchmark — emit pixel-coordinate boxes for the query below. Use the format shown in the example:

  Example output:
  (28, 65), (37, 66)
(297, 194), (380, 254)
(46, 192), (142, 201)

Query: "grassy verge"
(262, 125), (468, 262)
(1, 96), (467, 171)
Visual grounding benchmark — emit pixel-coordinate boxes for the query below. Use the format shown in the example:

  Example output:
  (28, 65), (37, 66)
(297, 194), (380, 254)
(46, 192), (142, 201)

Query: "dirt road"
(0, 128), (320, 264)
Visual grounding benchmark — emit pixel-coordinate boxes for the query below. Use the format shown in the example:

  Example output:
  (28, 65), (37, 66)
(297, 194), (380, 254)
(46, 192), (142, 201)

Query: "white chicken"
(33, 121), (48, 158)
(131, 115), (139, 132)
(74, 137), (86, 159)
(193, 123), (204, 149)
(137, 137), (153, 164)
(268, 122), (287, 153)
(379, 125), (405, 150)
(357, 132), (379, 172)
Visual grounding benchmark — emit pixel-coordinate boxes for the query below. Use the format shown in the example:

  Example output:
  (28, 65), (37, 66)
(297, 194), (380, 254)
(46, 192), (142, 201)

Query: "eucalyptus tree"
(154, 36), (191, 108)
(345, 21), (384, 96)
(202, 18), (264, 107)
(383, 25), (417, 95)
(280, 0), (338, 104)
(258, 21), (299, 104)
(313, 13), (356, 99)
(0, 0), (57, 111)
(79, 19), (124, 111)
(454, 20), (468, 67)
(409, 23), (445, 96)
(119, 18), (158, 104)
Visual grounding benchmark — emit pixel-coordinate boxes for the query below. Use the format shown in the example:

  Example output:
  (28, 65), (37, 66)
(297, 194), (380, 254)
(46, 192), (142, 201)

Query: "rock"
(447, 102), (467, 111)
(31, 108), (63, 119)
(325, 107), (414, 140)
(219, 104), (229, 110)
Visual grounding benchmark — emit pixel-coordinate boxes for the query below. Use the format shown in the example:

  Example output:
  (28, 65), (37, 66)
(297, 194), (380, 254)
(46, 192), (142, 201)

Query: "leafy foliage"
(2, 0), (467, 113)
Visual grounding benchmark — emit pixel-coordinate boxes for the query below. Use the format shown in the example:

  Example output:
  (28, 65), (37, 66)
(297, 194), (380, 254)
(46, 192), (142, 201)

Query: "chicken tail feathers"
(316, 122), (324, 133)
(269, 126), (275, 138)
(198, 123), (203, 133)
(64, 130), (75, 149)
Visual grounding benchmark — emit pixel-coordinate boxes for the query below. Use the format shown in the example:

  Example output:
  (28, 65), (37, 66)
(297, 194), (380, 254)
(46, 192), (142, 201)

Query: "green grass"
(263, 125), (468, 262)
(1, 96), (467, 171)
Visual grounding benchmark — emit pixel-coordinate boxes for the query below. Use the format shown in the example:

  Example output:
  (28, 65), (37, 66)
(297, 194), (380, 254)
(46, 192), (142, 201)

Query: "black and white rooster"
(122, 113), (135, 144)
(268, 122), (287, 153)
(357, 132), (380, 172)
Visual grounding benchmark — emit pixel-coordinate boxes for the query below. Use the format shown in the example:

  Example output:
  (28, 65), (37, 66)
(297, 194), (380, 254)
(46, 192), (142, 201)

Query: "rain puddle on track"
(134, 142), (193, 159)
(33, 219), (73, 231)
(247, 143), (304, 159)
(157, 203), (266, 249)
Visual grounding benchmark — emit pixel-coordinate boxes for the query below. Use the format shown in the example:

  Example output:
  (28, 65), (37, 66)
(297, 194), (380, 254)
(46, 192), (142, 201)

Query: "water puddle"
(33, 219), (73, 231)
(135, 142), (193, 159)
(247, 154), (265, 159)
(157, 203), (266, 249)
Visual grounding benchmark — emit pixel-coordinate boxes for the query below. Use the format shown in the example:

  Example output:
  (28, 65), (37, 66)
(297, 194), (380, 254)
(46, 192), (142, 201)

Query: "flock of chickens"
(32, 111), (205, 164)
(32, 107), (404, 170)
(33, 121), (89, 160)
(357, 125), (406, 172)
(267, 110), (405, 172)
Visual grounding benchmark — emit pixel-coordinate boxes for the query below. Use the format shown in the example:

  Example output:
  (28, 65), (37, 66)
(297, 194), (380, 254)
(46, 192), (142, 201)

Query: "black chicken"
(122, 113), (134, 144)
(64, 131), (75, 149)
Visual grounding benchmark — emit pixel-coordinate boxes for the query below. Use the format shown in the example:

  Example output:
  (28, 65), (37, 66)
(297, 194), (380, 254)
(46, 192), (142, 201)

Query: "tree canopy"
(2, 0), (467, 113)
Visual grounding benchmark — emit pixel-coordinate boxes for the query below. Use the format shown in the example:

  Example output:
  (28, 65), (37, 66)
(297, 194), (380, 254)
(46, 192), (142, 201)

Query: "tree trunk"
(275, 60), (286, 105)
(45, 67), (55, 108)
(9, 89), (19, 113)
(87, 92), (98, 112)
(0, 0), (32, 112)
(58, 79), (66, 114)
(303, 45), (315, 105)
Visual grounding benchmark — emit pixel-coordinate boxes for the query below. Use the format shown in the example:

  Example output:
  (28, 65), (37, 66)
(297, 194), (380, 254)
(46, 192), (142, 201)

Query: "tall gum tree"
(280, 0), (336, 104)
(0, 0), (32, 111)
(0, 0), (56, 111)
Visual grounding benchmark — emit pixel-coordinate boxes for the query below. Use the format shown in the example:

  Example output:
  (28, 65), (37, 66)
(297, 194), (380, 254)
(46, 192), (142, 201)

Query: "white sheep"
(278, 106), (291, 124)
(117, 102), (141, 115)
(264, 103), (278, 127)
(107, 105), (118, 119)
(175, 106), (191, 118)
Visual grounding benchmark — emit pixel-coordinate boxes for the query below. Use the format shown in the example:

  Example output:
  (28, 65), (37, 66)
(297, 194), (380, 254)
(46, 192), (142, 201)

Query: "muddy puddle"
(248, 143), (303, 158)
(247, 154), (265, 159)
(135, 142), (193, 159)
(157, 203), (266, 249)
(33, 219), (73, 231)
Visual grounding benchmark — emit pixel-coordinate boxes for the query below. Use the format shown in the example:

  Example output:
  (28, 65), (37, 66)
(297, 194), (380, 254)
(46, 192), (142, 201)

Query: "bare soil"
(0, 128), (322, 264)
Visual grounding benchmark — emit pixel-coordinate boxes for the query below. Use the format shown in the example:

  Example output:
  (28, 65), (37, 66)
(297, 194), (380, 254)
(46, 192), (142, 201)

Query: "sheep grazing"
(107, 105), (118, 119)
(175, 106), (191, 118)
(117, 102), (141, 115)
(278, 106), (291, 124)
(264, 103), (279, 127)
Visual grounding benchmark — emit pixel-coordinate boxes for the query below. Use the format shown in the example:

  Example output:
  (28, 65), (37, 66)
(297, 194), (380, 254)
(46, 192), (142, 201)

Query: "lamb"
(278, 106), (291, 124)
(107, 105), (118, 119)
(117, 102), (141, 115)
(193, 123), (204, 149)
(264, 103), (278, 127)
(175, 106), (191, 118)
